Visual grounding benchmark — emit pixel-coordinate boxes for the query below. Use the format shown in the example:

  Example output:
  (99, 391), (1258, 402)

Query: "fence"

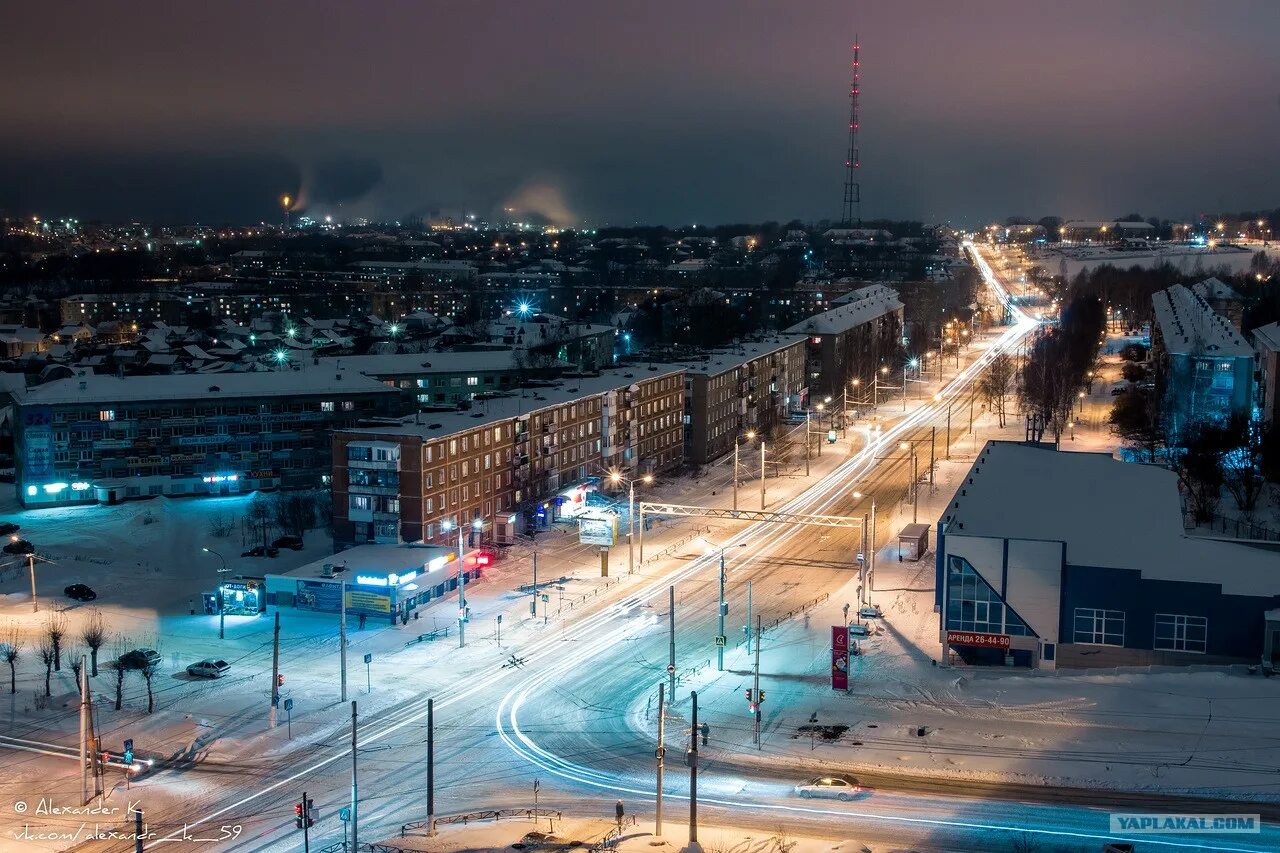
(1189, 511), (1280, 543)
(640, 524), (713, 566)
(739, 592), (831, 646)
(589, 816), (637, 851)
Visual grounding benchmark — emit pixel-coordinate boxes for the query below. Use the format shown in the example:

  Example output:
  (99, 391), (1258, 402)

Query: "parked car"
(1110, 387), (1128, 396)
(3, 538), (34, 555)
(64, 583), (97, 602)
(794, 776), (863, 801)
(118, 648), (162, 670)
(0, 522), (20, 536)
(271, 535), (304, 551)
(241, 545), (280, 558)
(186, 659), (230, 679)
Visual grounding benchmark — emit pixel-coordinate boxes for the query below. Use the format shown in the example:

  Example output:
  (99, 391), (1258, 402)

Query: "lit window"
(99, 410), (115, 421)
(321, 401), (335, 412)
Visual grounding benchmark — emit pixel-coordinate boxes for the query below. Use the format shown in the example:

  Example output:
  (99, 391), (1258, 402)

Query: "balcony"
(348, 483), (399, 497)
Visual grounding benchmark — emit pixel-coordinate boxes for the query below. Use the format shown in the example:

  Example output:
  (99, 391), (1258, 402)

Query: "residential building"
(331, 368), (684, 549)
(1151, 283), (1254, 438)
(1190, 277), (1245, 330)
(936, 442), (1280, 669)
(785, 284), (904, 399)
(1253, 321), (1280, 426)
(12, 367), (403, 507)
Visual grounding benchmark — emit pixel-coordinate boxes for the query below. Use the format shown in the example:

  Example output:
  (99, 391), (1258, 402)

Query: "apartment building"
(785, 284), (904, 398)
(332, 367), (685, 549)
(13, 367), (403, 507)
(678, 335), (808, 464)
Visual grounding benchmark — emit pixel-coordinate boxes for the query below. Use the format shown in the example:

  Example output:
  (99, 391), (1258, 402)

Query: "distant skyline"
(2, 1), (1277, 226)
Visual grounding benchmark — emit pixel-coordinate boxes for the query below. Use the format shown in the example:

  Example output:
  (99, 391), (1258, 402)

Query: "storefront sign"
(346, 589), (392, 613)
(946, 630), (1011, 650)
(831, 626), (849, 690)
(296, 580), (341, 611)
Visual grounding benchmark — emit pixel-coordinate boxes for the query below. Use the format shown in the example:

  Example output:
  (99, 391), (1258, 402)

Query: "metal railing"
(589, 816), (637, 851)
(1188, 511), (1280, 543)
(402, 808), (562, 835)
(640, 525), (712, 566)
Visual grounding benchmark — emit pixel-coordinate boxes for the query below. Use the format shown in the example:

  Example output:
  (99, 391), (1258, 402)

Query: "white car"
(186, 659), (230, 679)
(795, 776), (862, 801)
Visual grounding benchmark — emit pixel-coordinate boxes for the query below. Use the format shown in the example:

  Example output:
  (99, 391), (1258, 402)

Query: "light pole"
(852, 491), (877, 606)
(898, 441), (919, 524)
(733, 430), (755, 511)
(702, 539), (745, 672)
(760, 440), (767, 510)
(201, 547), (230, 639)
(610, 470), (653, 575)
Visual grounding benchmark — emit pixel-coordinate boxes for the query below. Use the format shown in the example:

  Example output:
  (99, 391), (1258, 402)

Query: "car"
(3, 538), (34, 555)
(118, 648), (162, 671)
(1110, 387), (1128, 396)
(241, 545), (280, 558)
(0, 522), (20, 536)
(64, 583), (97, 602)
(795, 776), (862, 801)
(271, 535), (304, 551)
(186, 659), (230, 679)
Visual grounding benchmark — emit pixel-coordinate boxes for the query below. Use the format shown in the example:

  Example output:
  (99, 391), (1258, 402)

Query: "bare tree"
(1, 624), (23, 695)
(37, 636), (55, 697)
(81, 609), (106, 677)
(142, 664), (157, 714)
(979, 353), (1016, 428)
(113, 662), (125, 711)
(69, 651), (83, 686)
(45, 611), (68, 672)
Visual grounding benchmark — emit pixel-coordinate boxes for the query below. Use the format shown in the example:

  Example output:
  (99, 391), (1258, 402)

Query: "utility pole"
(930, 426), (936, 484)
(654, 682), (665, 837)
(27, 553), (38, 613)
(427, 697), (435, 835)
(134, 809), (143, 853)
(753, 615), (762, 748)
(350, 700), (359, 850)
(716, 551), (726, 672)
(732, 439), (738, 511)
(270, 611), (280, 725)
(804, 411), (811, 477)
(531, 551), (538, 617)
(457, 526), (467, 648)
(860, 514), (869, 608)
(628, 482), (635, 575)
(340, 579), (347, 703)
(745, 580), (753, 647)
(302, 790), (310, 853)
(79, 654), (88, 804)
(911, 448), (919, 523)
(667, 586), (676, 698)
(688, 690), (699, 845)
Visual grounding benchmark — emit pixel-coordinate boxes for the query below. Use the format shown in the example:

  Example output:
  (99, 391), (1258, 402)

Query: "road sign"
(714, 635), (726, 647)
(123, 738), (133, 753)
(666, 663), (675, 674)
(541, 593), (550, 602)
(363, 653), (372, 665)
(283, 698), (294, 711)
(655, 747), (665, 759)
(339, 807), (351, 822)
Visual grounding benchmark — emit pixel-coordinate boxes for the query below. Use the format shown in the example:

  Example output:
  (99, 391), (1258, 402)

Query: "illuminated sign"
(945, 630), (1011, 650)
(355, 571), (417, 587)
(201, 474), (241, 484)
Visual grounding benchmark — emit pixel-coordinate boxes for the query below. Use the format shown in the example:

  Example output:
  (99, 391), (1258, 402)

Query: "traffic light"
(758, 690), (766, 703)
(276, 673), (285, 688)
(294, 797), (314, 829)
(294, 802), (304, 829)
(745, 688), (753, 702)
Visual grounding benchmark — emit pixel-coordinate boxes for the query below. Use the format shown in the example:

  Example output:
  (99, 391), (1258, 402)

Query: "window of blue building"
(1154, 614), (1207, 653)
(945, 556), (1034, 636)
(1073, 608), (1125, 646)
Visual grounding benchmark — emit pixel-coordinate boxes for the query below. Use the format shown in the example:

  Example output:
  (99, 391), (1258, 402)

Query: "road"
(69, 245), (1277, 853)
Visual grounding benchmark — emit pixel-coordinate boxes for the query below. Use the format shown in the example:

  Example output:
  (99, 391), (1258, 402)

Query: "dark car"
(271, 535), (304, 551)
(118, 648), (162, 671)
(241, 545), (280, 558)
(3, 539), (34, 555)
(64, 583), (97, 602)
(0, 522), (20, 536)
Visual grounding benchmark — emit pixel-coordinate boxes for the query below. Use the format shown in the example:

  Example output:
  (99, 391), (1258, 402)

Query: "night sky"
(2, 1), (1277, 226)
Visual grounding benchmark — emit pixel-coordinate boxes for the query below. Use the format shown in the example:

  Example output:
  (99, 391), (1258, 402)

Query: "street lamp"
(733, 431), (755, 511)
(610, 470), (653, 575)
(202, 547), (231, 639)
(442, 519), (479, 647)
(898, 441), (919, 524)
(851, 491), (877, 608)
(701, 538), (747, 672)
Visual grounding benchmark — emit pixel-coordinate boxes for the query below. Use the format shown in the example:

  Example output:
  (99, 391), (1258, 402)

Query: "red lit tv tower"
(841, 37), (861, 226)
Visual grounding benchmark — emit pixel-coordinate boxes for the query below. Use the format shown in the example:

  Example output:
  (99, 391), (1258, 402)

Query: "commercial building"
(263, 542), (474, 626)
(785, 284), (904, 399)
(678, 335), (808, 464)
(1151, 283), (1254, 439)
(12, 367), (403, 507)
(1253, 321), (1280, 426)
(331, 367), (685, 549)
(936, 442), (1280, 669)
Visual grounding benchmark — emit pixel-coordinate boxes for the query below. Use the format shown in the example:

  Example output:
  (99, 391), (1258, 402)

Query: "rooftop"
(12, 365), (400, 406)
(664, 335), (808, 377)
(1152, 283), (1252, 358)
(1253, 321), (1280, 354)
(310, 349), (527, 377)
(944, 442), (1278, 597)
(785, 285), (902, 336)
(270, 542), (458, 582)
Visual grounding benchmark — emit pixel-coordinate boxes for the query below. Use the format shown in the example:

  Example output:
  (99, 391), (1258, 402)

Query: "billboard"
(945, 630), (1011, 650)
(295, 580), (342, 611)
(21, 406), (53, 481)
(346, 589), (392, 613)
(831, 626), (849, 690)
(578, 514), (617, 547)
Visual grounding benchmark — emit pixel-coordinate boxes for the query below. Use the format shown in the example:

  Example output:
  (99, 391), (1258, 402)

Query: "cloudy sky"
(2, 1), (1277, 226)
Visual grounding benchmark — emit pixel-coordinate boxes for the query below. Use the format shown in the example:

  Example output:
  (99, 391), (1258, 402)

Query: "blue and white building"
(936, 442), (1280, 669)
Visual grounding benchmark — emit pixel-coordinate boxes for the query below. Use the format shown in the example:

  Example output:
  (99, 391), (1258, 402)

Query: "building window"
(342, 401), (355, 411)
(944, 556), (1034, 636)
(1073, 608), (1125, 646)
(349, 495), (371, 511)
(1154, 614), (1207, 654)
(321, 401), (335, 412)
(466, 376), (479, 386)
(348, 445), (372, 462)
(99, 410), (115, 421)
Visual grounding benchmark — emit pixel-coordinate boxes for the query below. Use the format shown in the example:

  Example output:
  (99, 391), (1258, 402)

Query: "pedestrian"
(358, 612), (366, 630)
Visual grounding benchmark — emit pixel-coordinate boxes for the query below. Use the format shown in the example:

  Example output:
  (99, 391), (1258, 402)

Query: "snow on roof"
(945, 442), (1280, 597)
(785, 285), (902, 336)
(1152, 284), (1252, 358)
(273, 542), (457, 581)
(347, 366), (684, 441)
(673, 335), (808, 377)
(310, 349), (524, 377)
(1253, 321), (1280, 354)
(1190, 276), (1242, 303)
(12, 366), (400, 406)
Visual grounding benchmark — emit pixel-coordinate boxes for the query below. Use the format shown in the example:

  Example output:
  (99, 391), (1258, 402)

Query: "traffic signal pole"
(269, 611), (280, 726)
(351, 701), (359, 850)
(302, 790), (310, 852)
(716, 552), (726, 671)
(654, 682), (665, 837)
(753, 615), (762, 748)
(667, 586), (676, 698)
(427, 697), (435, 835)
(340, 579), (348, 703)
(688, 690), (698, 845)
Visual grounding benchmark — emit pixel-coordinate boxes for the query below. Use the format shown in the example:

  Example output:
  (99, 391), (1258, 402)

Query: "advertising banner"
(346, 589), (392, 613)
(831, 626), (849, 690)
(295, 580), (342, 611)
(945, 630), (1011, 650)
(578, 514), (617, 547)
(21, 406), (53, 481)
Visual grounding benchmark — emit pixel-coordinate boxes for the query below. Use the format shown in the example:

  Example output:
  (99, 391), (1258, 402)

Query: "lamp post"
(733, 431), (755, 511)
(202, 547), (230, 639)
(610, 470), (654, 575)
(852, 491), (877, 606)
(898, 441), (919, 524)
